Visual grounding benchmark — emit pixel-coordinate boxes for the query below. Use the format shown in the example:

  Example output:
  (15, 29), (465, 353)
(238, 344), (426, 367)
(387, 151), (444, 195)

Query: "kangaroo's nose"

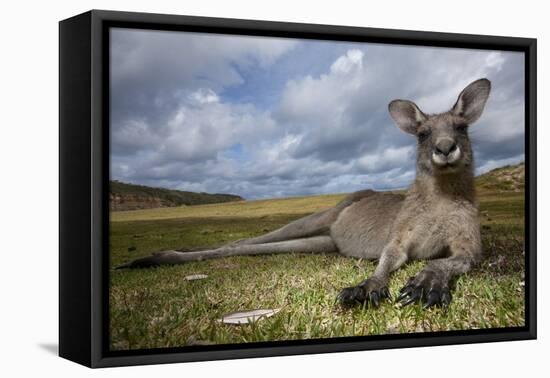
(435, 138), (457, 156)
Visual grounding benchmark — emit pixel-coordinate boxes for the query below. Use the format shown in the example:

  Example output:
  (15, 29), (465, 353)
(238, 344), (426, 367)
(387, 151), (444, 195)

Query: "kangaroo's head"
(389, 78), (491, 176)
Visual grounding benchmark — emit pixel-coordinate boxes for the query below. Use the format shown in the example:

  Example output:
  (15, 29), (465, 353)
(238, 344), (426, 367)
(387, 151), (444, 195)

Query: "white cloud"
(473, 102), (524, 144)
(330, 49), (364, 75)
(157, 99), (278, 164)
(188, 88), (219, 104)
(357, 146), (415, 174)
(277, 49), (367, 126)
(486, 52), (506, 72)
(112, 119), (161, 154)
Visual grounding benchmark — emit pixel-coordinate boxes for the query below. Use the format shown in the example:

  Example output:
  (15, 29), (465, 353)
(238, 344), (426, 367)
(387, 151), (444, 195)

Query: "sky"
(110, 28), (525, 200)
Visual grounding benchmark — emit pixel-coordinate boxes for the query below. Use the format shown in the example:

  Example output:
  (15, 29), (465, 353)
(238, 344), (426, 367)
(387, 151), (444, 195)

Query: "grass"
(111, 193), (348, 223)
(109, 190), (525, 351)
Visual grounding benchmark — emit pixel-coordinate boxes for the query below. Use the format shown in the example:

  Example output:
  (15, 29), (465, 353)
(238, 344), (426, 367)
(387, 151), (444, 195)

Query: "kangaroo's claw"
(337, 277), (390, 308)
(397, 270), (452, 308)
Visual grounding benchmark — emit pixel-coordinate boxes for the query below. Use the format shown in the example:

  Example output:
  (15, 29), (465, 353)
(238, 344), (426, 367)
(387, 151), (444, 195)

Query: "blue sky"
(110, 28), (525, 199)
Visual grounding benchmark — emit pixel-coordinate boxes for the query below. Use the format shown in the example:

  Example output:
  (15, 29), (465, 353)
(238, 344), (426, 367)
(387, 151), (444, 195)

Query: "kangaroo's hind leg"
(232, 194), (368, 246)
(116, 235), (337, 269)
(231, 208), (339, 246)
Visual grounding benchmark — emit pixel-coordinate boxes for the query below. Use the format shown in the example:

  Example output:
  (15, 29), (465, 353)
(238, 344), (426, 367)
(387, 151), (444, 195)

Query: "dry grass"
(111, 193), (347, 222)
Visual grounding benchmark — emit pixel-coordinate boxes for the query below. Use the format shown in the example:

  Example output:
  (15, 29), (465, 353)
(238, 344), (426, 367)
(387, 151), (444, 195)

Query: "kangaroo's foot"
(396, 269), (452, 308)
(337, 277), (391, 307)
(115, 251), (181, 269)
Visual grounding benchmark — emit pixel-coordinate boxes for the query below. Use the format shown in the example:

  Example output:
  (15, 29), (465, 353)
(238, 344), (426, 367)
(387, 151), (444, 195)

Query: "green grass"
(109, 190), (525, 351)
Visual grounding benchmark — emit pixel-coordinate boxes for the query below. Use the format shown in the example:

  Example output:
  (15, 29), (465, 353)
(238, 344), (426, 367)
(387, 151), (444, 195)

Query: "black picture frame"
(59, 9), (537, 368)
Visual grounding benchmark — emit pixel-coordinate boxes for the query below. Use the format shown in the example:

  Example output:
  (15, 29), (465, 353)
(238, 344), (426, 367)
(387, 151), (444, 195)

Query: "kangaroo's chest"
(398, 199), (477, 259)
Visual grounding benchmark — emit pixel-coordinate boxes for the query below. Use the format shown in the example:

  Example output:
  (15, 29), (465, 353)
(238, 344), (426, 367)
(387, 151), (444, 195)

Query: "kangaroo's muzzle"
(432, 137), (461, 167)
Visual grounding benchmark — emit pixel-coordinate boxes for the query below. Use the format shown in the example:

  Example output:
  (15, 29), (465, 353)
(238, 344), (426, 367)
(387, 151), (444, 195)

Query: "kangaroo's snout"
(432, 137), (461, 167)
(434, 138), (457, 157)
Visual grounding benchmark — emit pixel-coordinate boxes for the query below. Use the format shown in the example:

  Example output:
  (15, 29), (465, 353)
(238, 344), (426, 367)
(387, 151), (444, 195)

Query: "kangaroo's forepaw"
(397, 270), (451, 308)
(337, 277), (390, 308)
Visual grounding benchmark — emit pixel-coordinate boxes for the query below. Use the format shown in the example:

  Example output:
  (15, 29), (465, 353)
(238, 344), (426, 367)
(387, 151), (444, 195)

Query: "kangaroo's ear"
(388, 100), (427, 135)
(451, 78), (491, 124)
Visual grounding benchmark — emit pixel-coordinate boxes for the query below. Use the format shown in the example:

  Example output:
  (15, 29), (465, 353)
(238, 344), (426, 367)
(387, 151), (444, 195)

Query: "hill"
(110, 181), (244, 211)
(475, 162), (525, 193)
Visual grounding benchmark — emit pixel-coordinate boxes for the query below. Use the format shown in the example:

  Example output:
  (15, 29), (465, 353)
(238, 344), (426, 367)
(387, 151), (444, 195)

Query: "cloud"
(110, 29), (525, 199)
(330, 49), (364, 74)
(188, 88), (219, 104)
(357, 146), (415, 174)
(110, 28), (296, 146)
(110, 28), (296, 93)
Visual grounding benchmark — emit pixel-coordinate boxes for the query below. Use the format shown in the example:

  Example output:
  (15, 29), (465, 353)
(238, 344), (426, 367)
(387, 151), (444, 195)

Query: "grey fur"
(118, 78), (492, 309)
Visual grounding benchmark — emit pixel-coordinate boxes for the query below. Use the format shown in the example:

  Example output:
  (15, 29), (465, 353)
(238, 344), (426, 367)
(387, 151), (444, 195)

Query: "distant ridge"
(475, 162), (524, 193)
(110, 180), (244, 211)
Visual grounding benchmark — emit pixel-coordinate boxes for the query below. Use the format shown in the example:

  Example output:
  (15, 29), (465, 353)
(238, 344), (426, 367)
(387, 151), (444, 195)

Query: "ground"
(109, 189), (525, 351)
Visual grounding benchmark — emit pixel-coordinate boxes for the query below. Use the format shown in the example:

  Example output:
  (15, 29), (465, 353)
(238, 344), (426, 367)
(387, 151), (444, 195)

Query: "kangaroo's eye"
(455, 123), (468, 132)
(417, 130), (431, 141)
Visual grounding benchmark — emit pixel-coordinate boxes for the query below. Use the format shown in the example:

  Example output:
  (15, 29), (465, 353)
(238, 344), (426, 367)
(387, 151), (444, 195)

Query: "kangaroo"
(117, 78), (491, 309)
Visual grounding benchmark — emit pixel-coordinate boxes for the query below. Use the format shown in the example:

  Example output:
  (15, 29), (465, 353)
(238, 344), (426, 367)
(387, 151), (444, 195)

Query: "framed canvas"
(59, 9), (537, 368)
